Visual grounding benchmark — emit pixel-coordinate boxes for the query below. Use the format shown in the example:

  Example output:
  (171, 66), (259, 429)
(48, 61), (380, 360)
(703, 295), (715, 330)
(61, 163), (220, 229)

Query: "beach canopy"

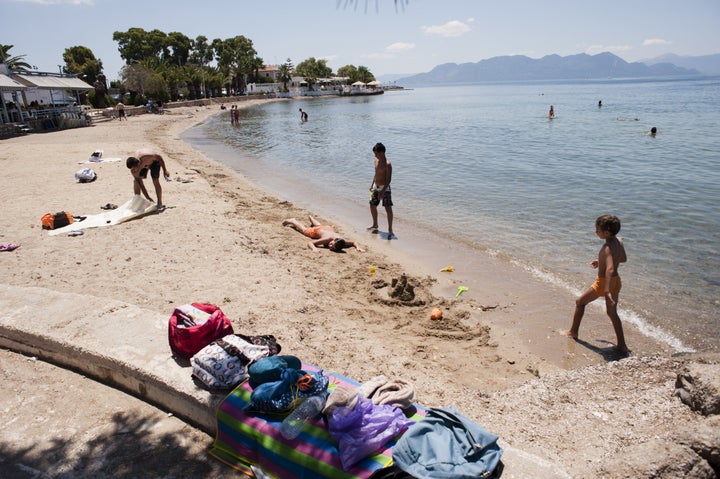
(351, 81), (366, 86)
(367, 81), (383, 86)
(14, 73), (92, 90)
(0, 73), (27, 92)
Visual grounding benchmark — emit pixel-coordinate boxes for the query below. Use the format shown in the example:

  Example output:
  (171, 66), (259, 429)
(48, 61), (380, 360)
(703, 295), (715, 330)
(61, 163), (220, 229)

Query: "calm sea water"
(183, 77), (720, 353)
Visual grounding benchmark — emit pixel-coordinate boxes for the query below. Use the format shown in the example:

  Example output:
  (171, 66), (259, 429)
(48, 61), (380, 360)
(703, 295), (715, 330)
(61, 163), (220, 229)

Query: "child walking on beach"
(563, 214), (629, 354)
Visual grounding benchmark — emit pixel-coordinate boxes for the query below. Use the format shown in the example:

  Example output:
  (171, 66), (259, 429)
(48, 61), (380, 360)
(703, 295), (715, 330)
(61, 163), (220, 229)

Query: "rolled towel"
(322, 385), (359, 417)
(359, 375), (415, 410)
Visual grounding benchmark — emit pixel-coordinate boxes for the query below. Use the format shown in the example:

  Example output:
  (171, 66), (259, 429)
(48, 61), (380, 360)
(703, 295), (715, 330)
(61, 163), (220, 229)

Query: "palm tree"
(0, 44), (33, 72)
(278, 59), (293, 92)
(356, 66), (373, 83)
(205, 68), (225, 97)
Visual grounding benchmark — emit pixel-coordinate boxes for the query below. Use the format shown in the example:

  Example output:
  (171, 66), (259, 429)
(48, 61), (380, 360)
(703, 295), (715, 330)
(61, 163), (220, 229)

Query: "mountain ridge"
(641, 52), (720, 75)
(387, 52), (717, 86)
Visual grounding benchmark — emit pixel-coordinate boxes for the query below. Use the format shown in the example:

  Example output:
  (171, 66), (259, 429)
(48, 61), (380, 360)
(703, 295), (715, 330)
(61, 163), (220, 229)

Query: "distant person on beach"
(232, 105), (239, 125)
(562, 214), (629, 355)
(126, 148), (170, 210)
(548, 105), (555, 119)
(282, 216), (364, 252)
(115, 102), (126, 120)
(650, 127), (657, 136)
(299, 108), (308, 121)
(598, 100), (602, 108)
(367, 142), (394, 238)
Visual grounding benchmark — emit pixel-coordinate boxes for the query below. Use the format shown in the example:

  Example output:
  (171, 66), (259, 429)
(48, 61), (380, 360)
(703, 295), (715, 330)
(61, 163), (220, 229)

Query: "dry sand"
(0, 101), (710, 477)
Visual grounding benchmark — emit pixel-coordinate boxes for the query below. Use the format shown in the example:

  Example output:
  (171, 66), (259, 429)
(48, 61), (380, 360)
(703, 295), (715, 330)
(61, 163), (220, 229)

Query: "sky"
(1, 0), (719, 82)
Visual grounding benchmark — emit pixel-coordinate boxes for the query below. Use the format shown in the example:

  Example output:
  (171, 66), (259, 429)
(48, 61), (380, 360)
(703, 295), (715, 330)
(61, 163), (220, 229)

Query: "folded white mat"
(49, 195), (157, 236)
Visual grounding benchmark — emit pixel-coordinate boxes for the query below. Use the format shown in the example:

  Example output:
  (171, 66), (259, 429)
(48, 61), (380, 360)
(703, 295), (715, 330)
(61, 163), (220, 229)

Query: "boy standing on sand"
(367, 142), (394, 238)
(563, 214), (629, 354)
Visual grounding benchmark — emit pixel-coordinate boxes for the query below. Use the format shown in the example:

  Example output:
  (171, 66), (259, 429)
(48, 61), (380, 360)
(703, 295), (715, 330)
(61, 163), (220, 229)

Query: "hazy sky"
(2, 0), (719, 81)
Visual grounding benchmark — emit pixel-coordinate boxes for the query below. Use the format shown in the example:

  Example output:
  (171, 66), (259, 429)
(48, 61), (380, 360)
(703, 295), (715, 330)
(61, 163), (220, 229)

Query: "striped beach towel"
(210, 364), (425, 478)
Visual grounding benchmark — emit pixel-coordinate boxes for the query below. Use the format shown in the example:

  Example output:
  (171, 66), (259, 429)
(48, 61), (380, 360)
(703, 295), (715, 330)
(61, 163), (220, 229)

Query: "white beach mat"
(78, 157), (122, 165)
(48, 195), (157, 236)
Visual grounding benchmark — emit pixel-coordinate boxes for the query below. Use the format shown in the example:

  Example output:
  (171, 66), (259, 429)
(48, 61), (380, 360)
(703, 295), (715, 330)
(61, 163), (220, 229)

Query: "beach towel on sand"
(210, 364), (426, 479)
(48, 195), (157, 236)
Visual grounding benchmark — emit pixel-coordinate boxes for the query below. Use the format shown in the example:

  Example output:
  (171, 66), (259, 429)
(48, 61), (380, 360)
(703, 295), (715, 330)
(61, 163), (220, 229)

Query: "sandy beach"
(1, 101), (717, 478)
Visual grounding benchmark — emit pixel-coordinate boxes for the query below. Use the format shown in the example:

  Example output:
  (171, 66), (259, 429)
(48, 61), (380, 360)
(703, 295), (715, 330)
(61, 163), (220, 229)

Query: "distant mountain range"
(386, 52), (719, 86)
(640, 53), (720, 75)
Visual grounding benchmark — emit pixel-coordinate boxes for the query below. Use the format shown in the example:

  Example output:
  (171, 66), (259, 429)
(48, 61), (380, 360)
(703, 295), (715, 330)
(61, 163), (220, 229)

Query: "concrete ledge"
(0, 284), (224, 434)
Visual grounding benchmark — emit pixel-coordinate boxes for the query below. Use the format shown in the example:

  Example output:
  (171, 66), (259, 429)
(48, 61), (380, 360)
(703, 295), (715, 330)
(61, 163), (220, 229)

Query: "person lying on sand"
(282, 216), (364, 253)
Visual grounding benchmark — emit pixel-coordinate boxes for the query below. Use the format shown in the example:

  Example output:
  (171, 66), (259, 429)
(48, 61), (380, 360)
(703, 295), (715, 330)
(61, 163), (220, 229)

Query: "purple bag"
(328, 395), (414, 470)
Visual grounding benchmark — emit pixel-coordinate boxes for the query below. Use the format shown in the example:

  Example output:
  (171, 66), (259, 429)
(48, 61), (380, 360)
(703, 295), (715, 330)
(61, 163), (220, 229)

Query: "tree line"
(3, 29), (377, 108)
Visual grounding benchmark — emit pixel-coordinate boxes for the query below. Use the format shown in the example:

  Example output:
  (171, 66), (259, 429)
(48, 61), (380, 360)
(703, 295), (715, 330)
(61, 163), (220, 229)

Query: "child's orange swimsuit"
(303, 225), (334, 239)
(591, 276), (622, 297)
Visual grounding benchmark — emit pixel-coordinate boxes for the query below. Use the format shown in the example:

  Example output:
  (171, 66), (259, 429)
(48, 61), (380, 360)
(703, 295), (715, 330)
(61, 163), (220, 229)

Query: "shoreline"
(182, 104), (678, 369)
(1, 100), (715, 477)
(193, 86), (720, 356)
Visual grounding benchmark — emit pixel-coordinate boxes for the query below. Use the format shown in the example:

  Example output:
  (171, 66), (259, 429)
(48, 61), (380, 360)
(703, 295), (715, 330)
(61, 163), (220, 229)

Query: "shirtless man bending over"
(126, 148), (170, 209)
(283, 216), (365, 253)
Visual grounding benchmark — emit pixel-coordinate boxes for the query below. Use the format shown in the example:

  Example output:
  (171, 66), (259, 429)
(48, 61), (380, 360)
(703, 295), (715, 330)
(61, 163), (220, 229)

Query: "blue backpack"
(392, 406), (503, 479)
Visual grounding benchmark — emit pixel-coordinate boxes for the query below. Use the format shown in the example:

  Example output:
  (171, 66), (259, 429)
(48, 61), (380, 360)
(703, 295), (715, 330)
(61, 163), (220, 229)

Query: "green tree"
(113, 28), (168, 64)
(337, 64), (376, 83)
(189, 35), (214, 68)
(278, 58), (293, 92)
(356, 65), (375, 83)
(250, 55), (265, 83)
(294, 57), (333, 89)
(62, 45), (103, 85)
(162, 64), (186, 101)
(0, 44), (33, 72)
(166, 31), (192, 66)
(212, 35), (258, 95)
(337, 65), (358, 82)
(120, 62), (154, 98)
(205, 68), (226, 97)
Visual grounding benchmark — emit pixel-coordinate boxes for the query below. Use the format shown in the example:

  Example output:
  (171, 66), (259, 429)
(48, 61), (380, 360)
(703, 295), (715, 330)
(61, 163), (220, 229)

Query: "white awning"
(351, 81), (366, 86)
(367, 80), (383, 86)
(13, 73), (93, 90)
(0, 73), (27, 91)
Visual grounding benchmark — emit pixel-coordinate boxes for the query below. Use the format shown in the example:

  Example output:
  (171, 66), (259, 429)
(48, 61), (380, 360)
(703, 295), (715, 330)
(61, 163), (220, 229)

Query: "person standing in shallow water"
(562, 214), (629, 355)
(367, 142), (394, 238)
(299, 108), (308, 121)
(548, 105), (555, 119)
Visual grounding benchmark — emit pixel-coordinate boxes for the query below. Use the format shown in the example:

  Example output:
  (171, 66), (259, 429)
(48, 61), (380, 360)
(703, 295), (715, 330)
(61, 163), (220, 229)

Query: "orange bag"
(41, 211), (74, 230)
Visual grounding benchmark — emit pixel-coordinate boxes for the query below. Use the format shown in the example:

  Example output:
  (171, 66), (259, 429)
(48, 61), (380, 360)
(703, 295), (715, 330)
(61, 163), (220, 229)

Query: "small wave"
(518, 261), (695, 353)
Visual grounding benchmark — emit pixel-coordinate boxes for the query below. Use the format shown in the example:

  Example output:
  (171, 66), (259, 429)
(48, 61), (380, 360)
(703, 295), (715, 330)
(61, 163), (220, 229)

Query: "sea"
(182, 77), (720, 354)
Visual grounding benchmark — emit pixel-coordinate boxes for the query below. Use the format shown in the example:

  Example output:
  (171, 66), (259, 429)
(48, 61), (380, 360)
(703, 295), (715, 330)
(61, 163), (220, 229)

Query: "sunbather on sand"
(282, 216), (365, 253)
